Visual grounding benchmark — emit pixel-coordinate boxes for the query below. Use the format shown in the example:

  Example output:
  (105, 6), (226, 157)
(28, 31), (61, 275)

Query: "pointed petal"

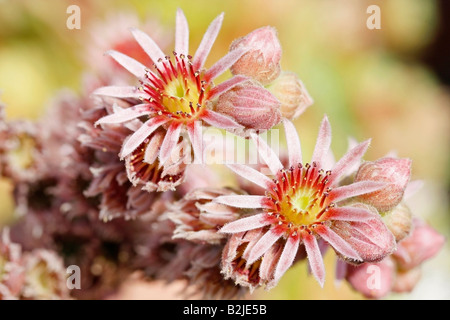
(159, 122), (183, 164)
(175, 8), (189, 55)
(260, 244), (283, 284)
(329, 181), (386, 203)
(404, 180), (424, 200)
(273, 236), (300, 286)
(220, 213), (270, 234)
(311, 115), (332, 166)
(93, 86), (144, 99)
(187, 120), (203, 164)
(120, 117), (168, 158)
(247, 228), (282, 265)
(283, 119), (302, 167)
(130, 28), (165, 63)
(204, 47), (248, 83)
(251, 132), (283, 175)
(208, 75), (249, 100)
(202, 110), (244, 129)
(215, 195), (267, 209)
(303, 232), (325, 287)
(193, 13), (224, 70)
(328, 139), (370, 185)
(95, 104), (153, 126)
(314, 225), (362, 261)
(324, 206), (376, 222)
(105, 50), (146, 79)
(226, 164), (273, 188)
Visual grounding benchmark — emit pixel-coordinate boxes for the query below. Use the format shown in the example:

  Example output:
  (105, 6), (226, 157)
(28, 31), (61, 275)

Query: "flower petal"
(215, 195), (267, 209)
(283, 118), (302, 167)
(93, 86), (144, 99)
(204, 47), (248, 83)
(247, 228), (282, 265)
(202, 110), (244, 129)
(175, 8), (189, 55)
(404, 179), (424, 200)
(314, 225), (362, 262)
(272, 236), (300, 286)
(208, 75), (249, 100)
(95, 104), (153, 126)
(226, 164), (273, 188)
(187, 120), (203, 164)
(333, 212), (397, 263)
(220, 213), (270, 234)
(302, 231), (325, 287)
(130, 28), (165, 64)
(329, 181), (386, 203)
(159, 122), (183, 164)
(251, 132), (283, 175)
(324, 206), (376, 222)
(311, 115), (331, 167)
(120, 117), (168, 158)
(328, 139), (370, 185)
(105, 50), (146, 79)
(192, 13), (224, 71)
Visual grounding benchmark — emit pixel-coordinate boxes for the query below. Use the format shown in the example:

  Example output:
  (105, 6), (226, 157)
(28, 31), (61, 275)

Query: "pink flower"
(84, 12), (171, 85)
(345, 258), (396, 299)
(345, 218), (445, 299)
(229, 26), (282, 85)
(215, 80), (281, 131)
(218, 117), (395, 287)
(393, 218), (445, 270)
(94, 9), (250, 164)
(355, 157), (412, 212)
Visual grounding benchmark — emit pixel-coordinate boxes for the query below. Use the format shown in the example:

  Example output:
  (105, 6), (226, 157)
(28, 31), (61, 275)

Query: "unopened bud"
(230, 26), (281, 85)
(346, 258), (395, 299)
(215, 82), (281, 130)
(355, 157), (412, 212)
(382, 203), (413, 242)
(267, 72), (313, 119)
(393, 219), (445, 270)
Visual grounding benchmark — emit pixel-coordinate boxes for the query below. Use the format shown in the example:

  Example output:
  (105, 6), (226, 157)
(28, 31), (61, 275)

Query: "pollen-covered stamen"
(138, 52), (212, 121)
(265, 162), (335, 235)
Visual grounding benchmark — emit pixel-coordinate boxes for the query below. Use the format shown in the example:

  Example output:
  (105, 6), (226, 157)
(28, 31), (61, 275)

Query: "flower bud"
(393, 219), (445, 270)
(230, 26), (281, 85)
(382, 203), (413, 242)
(355, 157), (412, 212)
(332, 203), (396, 263)
(346, 258), (395, 299)
(215, 81), (281, 131)
(267, 72), (313, 119)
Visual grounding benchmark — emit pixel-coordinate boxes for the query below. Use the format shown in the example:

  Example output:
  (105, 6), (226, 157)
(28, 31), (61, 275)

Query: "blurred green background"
(0, 0), (449, 299)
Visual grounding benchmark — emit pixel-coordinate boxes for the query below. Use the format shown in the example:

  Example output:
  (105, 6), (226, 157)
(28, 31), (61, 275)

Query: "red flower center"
(264, 162), (335, 236)
(139, 52), (211, 123)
